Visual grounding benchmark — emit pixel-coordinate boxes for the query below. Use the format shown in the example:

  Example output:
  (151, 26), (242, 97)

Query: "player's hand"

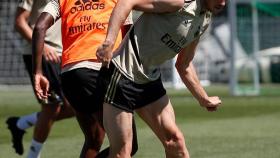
(33, 73), (50, 101)
(96, 42), (114, 68)
(199, 96), (222, 112)
(43, 44), (60, 63)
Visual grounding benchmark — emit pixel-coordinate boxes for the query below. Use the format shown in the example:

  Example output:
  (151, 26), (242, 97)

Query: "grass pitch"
(0, 84), (280, 158)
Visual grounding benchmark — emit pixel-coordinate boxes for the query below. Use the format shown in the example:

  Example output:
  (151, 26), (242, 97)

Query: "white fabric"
(27, 139), (43, 158)
(112, 0), (212, 83)
(61, 60), (102, 73)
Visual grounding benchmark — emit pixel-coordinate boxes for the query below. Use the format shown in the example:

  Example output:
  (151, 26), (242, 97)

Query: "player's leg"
(39, 54), (75, 121)
(6, 55), (39, 155)
(103, 103), (133, 158)
(26, 99), (64, 158)
(55, 97), (75, 120)
(99, 64), (140, 158)
(6, 99), (73, 156)
(32, 104), (61, 140)
(26, 103), (60, 158)
(27, 56), (74, 158)
(75, 110), (105, 158)
(136, 95), (190, 158)
(61, 68), (108, 157)
(26, 94), (74, 158)
(95, 116), (138, 158)
(9, 113), (38, 131)
(6, 115), (33, 155)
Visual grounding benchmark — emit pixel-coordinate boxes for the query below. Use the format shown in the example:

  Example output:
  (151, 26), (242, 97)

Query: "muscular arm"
(175, 40), (221, 111)
(32, 12), (54, 99)
(15, 7), (32, 43)
(32, 12), (54, 74)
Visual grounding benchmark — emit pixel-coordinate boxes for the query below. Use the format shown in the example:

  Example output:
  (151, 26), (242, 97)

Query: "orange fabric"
(59, 0), (122, 67)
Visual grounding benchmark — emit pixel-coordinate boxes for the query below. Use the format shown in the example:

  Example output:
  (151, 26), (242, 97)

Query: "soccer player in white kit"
(96, 0), (225, 157)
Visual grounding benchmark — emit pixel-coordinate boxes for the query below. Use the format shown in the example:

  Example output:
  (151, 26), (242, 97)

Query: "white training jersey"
(112, 0), (212, 84)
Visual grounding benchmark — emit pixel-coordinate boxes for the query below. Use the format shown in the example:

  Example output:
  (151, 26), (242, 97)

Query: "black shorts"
(23, 54), (63, 105)
(98, 63), (166, 113)
(61, 68), (103, 114)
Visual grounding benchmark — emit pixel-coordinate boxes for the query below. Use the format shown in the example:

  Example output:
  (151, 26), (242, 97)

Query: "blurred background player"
(6, 0), (75, 157)
(31, 0), (138, 157)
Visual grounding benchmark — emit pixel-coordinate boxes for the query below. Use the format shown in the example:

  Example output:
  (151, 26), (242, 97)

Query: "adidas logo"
(70, 0), (105, 14)
(74, 0), (99, 5)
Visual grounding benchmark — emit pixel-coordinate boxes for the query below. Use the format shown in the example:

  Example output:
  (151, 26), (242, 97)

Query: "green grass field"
(0, 84), (280, 158)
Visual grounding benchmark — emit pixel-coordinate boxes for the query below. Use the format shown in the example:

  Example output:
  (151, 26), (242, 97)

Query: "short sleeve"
(42, 0), (60, 22)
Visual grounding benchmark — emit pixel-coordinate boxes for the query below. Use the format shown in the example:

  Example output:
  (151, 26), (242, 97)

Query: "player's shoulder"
(42, 0), (61, 20)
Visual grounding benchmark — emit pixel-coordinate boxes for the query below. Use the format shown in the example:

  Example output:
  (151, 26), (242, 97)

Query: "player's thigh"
(61, 68), (102, 113)
(135, 95), (178, 141)
(103, 103), (133, 145)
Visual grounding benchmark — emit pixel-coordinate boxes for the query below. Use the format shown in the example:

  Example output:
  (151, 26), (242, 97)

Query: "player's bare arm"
(15, 7), (32, 42)
(134, 0), (184, 12)
(175, 39), (222, 111)
(106, 0), (185, 43)
(15, 7), (59, 64)
(96, 0), (184, 68)
(32, 12), (55, 100)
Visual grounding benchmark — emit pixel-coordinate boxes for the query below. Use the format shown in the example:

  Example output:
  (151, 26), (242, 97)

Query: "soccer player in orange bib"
(31, 0), (138, 157)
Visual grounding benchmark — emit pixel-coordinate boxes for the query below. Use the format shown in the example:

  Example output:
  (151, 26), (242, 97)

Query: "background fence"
(228, 0), (280, 95)
(0, 0), (30, 85)
(1, 1), (280, 93)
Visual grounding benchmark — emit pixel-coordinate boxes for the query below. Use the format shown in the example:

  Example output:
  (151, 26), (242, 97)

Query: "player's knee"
(85, 136), (104, 151)
(87, 130), (105, 145)
(111, 136), (133, 157)
(117, 143), (132, 158)
(42, 104), (61, 117)
(171, 132), (185, 147)
(164, 131), (188, 157)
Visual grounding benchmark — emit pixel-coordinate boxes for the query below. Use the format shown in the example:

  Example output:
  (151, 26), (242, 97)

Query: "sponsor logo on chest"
(70, 0), (105, 13)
